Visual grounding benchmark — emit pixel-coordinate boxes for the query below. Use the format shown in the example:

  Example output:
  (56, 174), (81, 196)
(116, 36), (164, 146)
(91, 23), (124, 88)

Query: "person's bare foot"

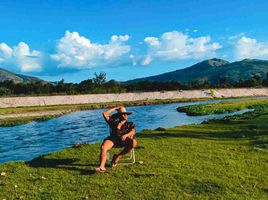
(95, 167), (106, 173)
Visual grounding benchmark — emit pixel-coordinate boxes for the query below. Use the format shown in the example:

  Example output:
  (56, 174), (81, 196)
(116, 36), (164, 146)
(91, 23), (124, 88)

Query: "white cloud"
(0, 43), (12, 62)
(228, 33), (245, 41)
(235, 36), (268, 59)
(0, 42), (42, 72)
(51, 31), (131, 68)
(142, 31), (221, 65)
(110, 35), (129, 43)
(142, 56), (152, 65)
(144, 37), (160, 47)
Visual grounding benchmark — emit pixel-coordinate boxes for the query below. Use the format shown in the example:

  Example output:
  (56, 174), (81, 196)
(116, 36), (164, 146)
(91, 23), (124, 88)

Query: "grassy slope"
(0, 101), (267, 199)
(177, 98), (268, 116)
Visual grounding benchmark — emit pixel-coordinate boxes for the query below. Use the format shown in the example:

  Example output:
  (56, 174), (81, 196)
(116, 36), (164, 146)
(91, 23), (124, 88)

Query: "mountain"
(126, 58), (268, 84)
(0, 68), (46, 83)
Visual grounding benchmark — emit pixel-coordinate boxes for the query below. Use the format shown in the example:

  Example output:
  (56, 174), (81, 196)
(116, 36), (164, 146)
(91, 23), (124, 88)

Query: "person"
(95, 105), (137, 173)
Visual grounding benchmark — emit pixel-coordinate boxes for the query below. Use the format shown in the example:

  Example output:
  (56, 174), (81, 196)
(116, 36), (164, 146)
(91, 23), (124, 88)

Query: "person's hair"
(118, 115), (124, 121)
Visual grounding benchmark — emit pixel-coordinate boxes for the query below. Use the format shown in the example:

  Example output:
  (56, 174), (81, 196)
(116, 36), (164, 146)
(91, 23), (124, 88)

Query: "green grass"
(177, 98), (268, 116)
(0, 98), (212, 127)
(0, 101), (267, 199)
(0, 115), (64, 127)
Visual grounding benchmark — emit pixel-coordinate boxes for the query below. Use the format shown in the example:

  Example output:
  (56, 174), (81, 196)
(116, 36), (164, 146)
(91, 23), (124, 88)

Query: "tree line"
(0, 72), (267, 96)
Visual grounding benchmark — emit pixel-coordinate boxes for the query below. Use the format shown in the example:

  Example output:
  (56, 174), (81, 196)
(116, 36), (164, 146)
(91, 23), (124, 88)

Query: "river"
(0, 97), (262, 163)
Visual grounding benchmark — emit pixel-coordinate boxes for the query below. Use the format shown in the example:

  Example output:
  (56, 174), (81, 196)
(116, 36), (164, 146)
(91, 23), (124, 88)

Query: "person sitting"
(95, 106), (137, 173)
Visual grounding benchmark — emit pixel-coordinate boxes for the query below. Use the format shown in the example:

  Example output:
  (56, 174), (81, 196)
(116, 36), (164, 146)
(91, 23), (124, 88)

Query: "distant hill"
(0, 68), (46, 83)
(126, 58), (268, 84)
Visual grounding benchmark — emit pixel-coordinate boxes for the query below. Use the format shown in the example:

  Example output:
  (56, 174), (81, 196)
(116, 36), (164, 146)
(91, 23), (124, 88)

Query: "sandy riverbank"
(0, 88), (268, 108)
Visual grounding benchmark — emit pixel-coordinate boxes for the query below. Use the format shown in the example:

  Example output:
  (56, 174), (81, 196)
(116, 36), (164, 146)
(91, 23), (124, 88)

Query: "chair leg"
(106, 149), (136, 165)
(132, 148), (135, 164)
(125, 149), (133, 160)
(119, 149), (135, 165)
(106, 151), (111, 165)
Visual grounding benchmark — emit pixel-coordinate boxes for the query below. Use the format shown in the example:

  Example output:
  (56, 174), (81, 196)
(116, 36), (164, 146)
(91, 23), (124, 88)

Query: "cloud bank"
(0, 42), (42, 72)
(51, 31), (131, 68)
(142, 31), (221, 65)
(2, 30), (268, 77)
(235, 36), (268, 59)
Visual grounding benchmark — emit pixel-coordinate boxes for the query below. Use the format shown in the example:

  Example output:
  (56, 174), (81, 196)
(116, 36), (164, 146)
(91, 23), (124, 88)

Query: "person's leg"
(98, 139), (114, 170)
(112, 138), (137, 164)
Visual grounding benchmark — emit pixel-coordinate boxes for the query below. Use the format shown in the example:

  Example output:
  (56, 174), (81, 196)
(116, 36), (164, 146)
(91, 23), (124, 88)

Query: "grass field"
(177, 98), (268, 116)
(0, 99), (267, 199)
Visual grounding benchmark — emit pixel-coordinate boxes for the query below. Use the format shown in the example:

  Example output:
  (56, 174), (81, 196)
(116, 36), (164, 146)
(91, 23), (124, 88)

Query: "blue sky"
(0, 0), (268, 83)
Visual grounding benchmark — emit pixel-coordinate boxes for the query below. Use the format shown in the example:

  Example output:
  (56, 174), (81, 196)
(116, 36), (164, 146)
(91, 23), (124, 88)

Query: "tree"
(56, 78), (66, 93)
(93, 72), (106, 86)
(219, 77), (230, 88)
(250, 75), (262, 87)
(78, 79), (94, 93)
(262, 72), (268, 86)
(0, 87), (11, 96)
(66, 83), (77, 94)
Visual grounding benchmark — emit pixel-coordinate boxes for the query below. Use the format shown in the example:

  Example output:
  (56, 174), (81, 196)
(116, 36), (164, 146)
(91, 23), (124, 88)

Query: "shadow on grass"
(27, 157), (97, 175)
(182, 179), (224, 194)
(138, 129), (267, 140)
(250, 139), (268, 149)
(137, 119), (268, 147)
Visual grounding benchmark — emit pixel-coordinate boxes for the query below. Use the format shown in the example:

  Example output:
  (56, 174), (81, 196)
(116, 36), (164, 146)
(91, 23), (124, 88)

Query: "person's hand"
(121, 134), (128, 141)
(116, 105), (124, 111)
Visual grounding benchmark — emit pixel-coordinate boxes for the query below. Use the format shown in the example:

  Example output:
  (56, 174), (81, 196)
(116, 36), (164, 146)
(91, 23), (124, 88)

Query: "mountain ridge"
(126, 58), (268, 84)
(0, 67), (46, 83)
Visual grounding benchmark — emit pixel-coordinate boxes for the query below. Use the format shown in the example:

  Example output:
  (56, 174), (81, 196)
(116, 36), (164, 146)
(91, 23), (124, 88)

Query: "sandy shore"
(0, 88), (267, 108)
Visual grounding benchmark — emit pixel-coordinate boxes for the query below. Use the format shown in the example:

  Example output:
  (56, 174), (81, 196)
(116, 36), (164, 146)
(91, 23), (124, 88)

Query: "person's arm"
(121, 128), (136, 141)
(121, 122), (136, 141)
(102, 105), (123, 123)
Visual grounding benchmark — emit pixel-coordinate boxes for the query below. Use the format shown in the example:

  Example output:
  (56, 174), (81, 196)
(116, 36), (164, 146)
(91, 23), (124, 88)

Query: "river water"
(0, 97), (263, 163)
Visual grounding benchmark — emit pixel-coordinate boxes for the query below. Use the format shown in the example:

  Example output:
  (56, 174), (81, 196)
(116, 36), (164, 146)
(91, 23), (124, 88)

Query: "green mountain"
(126, 58), (268, 84)
(0, 68), (46, 83)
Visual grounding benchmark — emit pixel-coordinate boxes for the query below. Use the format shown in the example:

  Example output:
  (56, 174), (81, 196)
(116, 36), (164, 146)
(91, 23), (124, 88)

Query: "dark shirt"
(107, 118), (135, 138)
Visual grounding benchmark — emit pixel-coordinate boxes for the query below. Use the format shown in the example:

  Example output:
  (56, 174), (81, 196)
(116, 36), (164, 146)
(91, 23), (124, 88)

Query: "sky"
(0, 0), (268, 83)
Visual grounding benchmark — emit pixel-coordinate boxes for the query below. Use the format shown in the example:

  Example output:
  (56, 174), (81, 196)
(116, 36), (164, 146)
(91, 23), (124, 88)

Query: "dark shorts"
(104, 135), (132, 148)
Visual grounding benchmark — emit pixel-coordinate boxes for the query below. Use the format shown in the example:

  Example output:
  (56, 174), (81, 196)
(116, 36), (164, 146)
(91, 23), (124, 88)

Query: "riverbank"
(0, 98), (211, 126)
(0, 99), (267, 199)
(0, 87), (267, 127)
(0, 88), (268, 108)
(177, 98), (268, 116)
